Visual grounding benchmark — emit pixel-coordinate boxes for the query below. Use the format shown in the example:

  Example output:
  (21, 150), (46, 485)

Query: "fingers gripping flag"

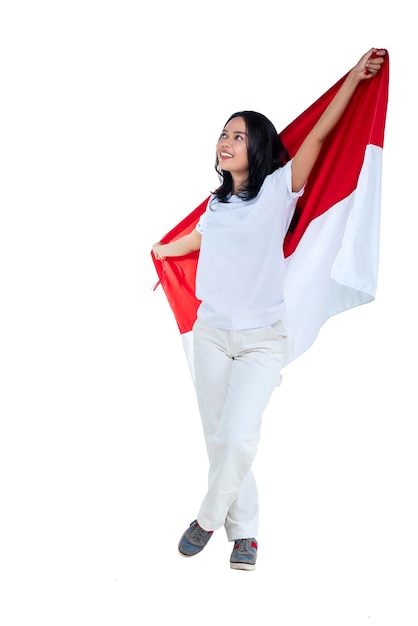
(151, 53), (389, 378)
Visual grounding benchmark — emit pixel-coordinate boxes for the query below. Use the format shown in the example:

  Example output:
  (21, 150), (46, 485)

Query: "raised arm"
(152, 229), (202, 260)
(291, 48), (386, 192)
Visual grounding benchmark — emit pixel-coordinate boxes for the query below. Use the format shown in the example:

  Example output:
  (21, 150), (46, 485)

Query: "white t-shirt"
(195, 160), (304, 330)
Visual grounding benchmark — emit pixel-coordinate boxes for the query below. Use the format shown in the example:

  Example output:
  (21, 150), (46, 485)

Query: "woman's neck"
(232, 175), (248, 195)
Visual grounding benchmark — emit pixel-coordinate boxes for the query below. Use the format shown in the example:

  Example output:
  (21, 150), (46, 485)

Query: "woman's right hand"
(152, 242), (165, 260)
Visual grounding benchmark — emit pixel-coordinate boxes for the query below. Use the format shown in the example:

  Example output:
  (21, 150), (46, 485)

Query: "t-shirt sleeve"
(285, 159), (305, 199)
(269, 160), (305, 231)
(269, 160), (305, 200)
(196, 201), (211, 234)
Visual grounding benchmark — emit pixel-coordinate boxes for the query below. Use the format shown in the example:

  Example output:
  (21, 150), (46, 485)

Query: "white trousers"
(193, 319), (287, 541)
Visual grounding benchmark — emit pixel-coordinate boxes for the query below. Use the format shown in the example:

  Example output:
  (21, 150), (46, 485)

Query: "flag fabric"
(152, 53), (389, 378)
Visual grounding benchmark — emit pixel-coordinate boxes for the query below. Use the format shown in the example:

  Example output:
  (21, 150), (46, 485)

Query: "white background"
(1, 1), (416, 625)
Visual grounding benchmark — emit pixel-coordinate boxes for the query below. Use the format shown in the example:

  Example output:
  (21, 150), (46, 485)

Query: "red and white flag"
(152, 53), (389, 377)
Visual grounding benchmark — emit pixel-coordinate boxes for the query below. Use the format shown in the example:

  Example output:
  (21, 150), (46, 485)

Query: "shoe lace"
(236, 538), (252, 553)
(191, 523), (208, 541)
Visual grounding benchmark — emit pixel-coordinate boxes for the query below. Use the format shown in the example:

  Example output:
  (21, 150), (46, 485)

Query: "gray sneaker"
(178, 520), (214, 557)
(230, 538), (258, 570)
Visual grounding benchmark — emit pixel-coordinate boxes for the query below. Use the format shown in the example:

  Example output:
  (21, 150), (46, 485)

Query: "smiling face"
(216, 116), (249, 192)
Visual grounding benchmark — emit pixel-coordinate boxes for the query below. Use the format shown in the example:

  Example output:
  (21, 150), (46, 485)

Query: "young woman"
(152, 48), (386, 571)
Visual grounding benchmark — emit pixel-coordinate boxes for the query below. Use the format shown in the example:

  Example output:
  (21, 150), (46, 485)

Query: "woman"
(152, 48), (386, 571)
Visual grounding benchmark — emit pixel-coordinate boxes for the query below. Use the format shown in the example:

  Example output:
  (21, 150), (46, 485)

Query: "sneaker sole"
(230, 562), (256, 571)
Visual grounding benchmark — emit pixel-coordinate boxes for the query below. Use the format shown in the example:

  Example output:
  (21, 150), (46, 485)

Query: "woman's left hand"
(353, 48), (386, 80)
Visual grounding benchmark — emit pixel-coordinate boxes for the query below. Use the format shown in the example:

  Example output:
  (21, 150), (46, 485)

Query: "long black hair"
(213, 110), (290, 202)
